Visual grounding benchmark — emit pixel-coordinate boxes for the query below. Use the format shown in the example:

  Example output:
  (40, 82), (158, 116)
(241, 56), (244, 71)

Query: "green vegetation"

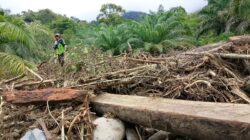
(97, 3), (125, 25)
(0, 0), (250, 77)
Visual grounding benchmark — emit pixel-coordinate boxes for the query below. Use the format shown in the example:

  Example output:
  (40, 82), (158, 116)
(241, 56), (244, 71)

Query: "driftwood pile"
(72, 36), (250, 104)
(1, 35), (250, 140)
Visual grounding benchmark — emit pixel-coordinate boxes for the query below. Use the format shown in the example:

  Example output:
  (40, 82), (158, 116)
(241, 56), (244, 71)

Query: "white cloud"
(0, 0), (207, 21)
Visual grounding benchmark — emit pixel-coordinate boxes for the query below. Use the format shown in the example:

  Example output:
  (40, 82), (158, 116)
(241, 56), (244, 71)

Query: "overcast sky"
(0, 0), (207, 21)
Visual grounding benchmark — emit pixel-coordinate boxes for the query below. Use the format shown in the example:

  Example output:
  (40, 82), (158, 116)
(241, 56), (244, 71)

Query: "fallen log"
(76, 64), (156, 85)
(2, 88), (90, 104)
(91, 93), (250, 140)
(14, 79), (56, 89)
(190, 42), (232, 53)
(105, 64), (156, 77)
(1, 73), (26, 84)
(229, 35), (250, 45)
(126, 58), (162, 64)
(185, 52), (250, 59)
(215, 53), (250, 59)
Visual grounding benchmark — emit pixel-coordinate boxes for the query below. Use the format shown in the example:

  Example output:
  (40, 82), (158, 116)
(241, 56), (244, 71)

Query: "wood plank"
(91, 93), (250, 140)
(2, 88), (88, 104)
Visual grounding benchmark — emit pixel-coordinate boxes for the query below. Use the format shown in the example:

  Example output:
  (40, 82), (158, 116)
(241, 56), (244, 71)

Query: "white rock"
(20, 128), (46, 140)
(148, 131), (169, 140)
(93, 117), (125, 140)
(126, 128), (139, 140)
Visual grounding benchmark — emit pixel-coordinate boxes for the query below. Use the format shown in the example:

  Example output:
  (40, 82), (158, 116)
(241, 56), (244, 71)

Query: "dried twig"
(126, 57), (162, 64)
(76, 123), (85, 140)
(67, 113), (81, 135)
(14, 79), (56, 89)
(1, 73), (26, 84)
(0, 96), (3, 115)
(61, 110), (65, 140)
(25, 66), (43, 81)
(223, 67), (242, 82)
(231, 88), (250, 104)
(135, 126), (142, 140)
(75, 65), (155, 87)
(47, 100), (60, 127)
(37, 119), (54, 140)
(184, 80), (212, 90)
(107, 64), (156, 77)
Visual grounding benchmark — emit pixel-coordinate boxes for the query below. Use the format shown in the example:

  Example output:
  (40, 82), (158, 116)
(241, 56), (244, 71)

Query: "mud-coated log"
(91, 93), (250, 140)
(2, 88), (89, 104)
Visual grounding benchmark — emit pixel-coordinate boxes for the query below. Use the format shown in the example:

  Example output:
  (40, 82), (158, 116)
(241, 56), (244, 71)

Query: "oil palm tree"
(0, 13), (49, 77)
(197, 0), (250, 37)
(227, 0), (250, 34)
(197, 0), (230, 38)
(95, 23), (135, 55)
(132, 7), (194, 53)
(0, 15), (35, 48)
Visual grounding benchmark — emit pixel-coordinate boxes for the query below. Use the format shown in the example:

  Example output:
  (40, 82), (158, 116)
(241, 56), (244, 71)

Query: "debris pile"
(1, 36), (250, 140)
(0, 91), (94, 140)
(74, 36), (250, 104)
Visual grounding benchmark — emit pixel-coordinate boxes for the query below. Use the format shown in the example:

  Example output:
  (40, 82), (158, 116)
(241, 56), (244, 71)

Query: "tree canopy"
(97, 3), (125, 25)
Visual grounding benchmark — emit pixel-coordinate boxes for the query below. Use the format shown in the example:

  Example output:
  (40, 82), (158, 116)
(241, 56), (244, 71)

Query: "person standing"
(53, 33), (66, 66)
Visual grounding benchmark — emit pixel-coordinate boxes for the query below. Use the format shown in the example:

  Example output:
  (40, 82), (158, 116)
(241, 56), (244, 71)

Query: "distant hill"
(123, 11), (147, 21)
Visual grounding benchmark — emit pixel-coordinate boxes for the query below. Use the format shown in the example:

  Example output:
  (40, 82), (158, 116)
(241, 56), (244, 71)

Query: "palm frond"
(29, 22), (52, 36)
(0, 20), (35, 48)
(0, 52), (32, 77)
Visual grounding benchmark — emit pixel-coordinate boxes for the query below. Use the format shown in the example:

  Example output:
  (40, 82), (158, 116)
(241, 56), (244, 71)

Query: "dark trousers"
(58, 53), (64, 67)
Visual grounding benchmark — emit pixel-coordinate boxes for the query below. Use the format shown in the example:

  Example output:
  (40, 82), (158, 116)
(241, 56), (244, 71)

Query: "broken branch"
(25, 66), (43, 81)
(2, 73), (26, 84)
(14, 79), (56, 89)
(37, 119), (54, 140)
(185, 52), (250, 60)
(231, 88), (250, 103)
(126, 58), (162, 64)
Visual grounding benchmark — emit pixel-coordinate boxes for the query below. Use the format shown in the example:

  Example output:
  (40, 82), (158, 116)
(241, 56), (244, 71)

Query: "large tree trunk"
(91, 93), (250, 140)
(2, 88), (89, 104)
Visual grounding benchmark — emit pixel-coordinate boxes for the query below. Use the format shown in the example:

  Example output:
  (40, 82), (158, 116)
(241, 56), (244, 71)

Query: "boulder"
(93, 117), (125, 140)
